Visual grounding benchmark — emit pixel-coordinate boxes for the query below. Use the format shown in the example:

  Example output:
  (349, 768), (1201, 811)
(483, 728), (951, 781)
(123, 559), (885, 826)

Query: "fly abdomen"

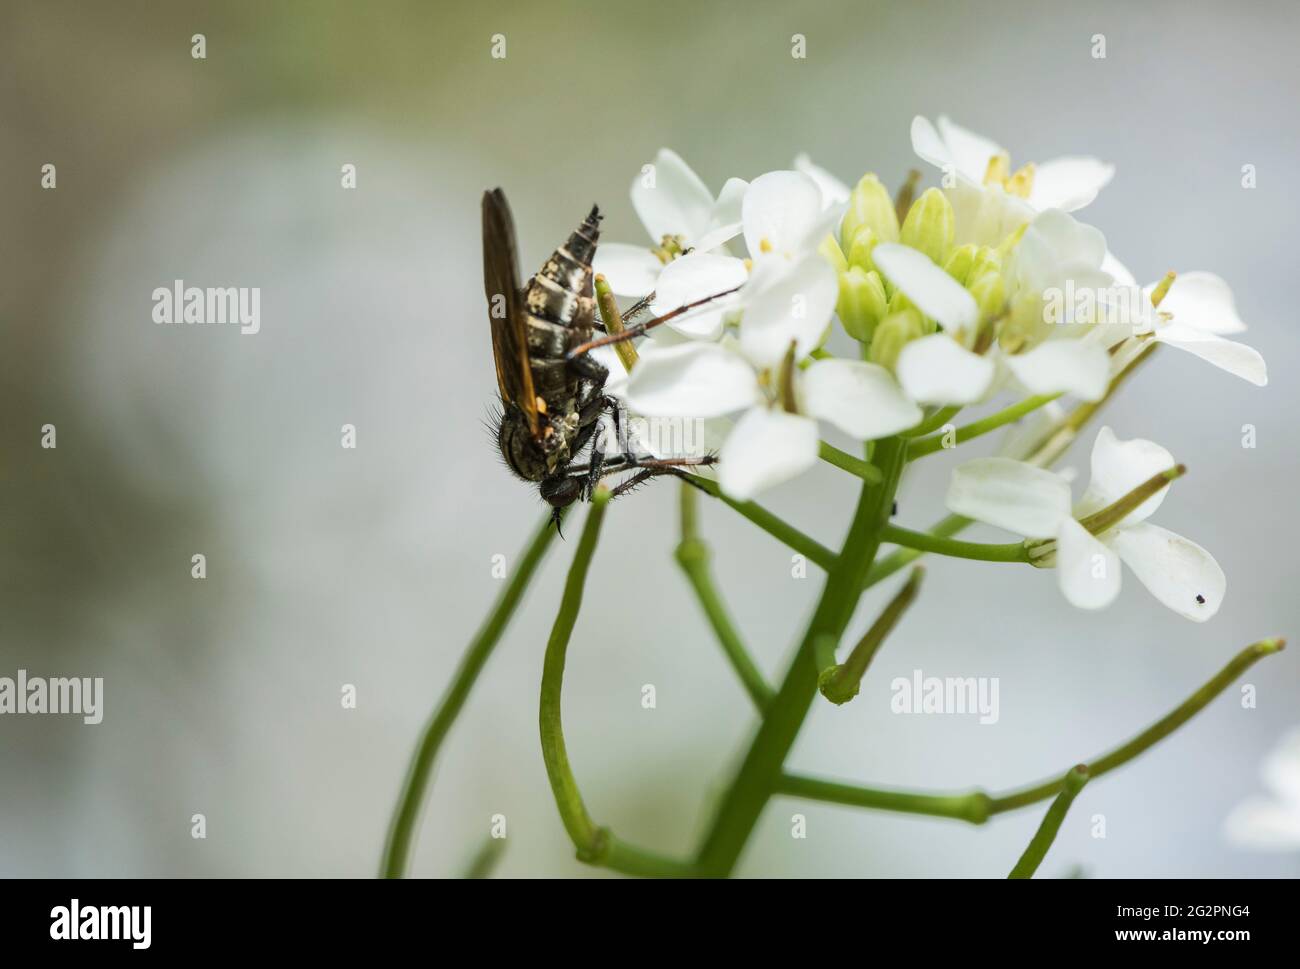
(524, 205), (601, 328)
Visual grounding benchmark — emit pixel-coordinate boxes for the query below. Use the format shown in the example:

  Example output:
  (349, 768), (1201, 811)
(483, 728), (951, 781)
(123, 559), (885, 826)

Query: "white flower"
(742, 170), (844, 264)
(1102, 257), (1267, 387)
(871, 243), (994, 405)
(637, 170), (845, 343)
(945, 426), (1225, 620)
(872, 207), (1114, 406)
(911, 115), (1115, 213)
(593, 148), (747, 297)
(995, 208), (1117, 400)
(1225, 727), (1300, 850)
(624, 257), (920, 500)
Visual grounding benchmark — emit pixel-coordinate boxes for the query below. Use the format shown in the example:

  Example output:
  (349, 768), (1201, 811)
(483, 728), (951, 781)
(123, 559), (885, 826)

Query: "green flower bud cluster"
(828, 174), (899, 345)
(826, 177), (1012, 359)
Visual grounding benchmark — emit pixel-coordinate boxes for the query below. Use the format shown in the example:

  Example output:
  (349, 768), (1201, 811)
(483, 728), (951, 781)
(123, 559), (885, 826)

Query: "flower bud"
(968, 245), (1002, 281)
(943, 244), (978, 286)
(868, 307), (925, 372)
(968, 271), (1005, 324)
(837, 266), (888, 343)
(841, 173), (900, 253)
(846, 225), (879, 273)
(819, 233), (848, 275)
(899, 188), (955, 266)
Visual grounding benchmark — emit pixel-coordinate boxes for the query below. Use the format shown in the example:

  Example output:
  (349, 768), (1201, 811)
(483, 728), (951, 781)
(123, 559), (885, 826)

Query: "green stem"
(820, 566), (924, 705)
(818, 441), (883, 484)
(538, 491), (701, 877)
(901, 404), (962, 438)
(380, 512), (558, 878)
(1008, 765), (1089, 879)
(462, 837), (507, 879)
(1075, 465), (1184, 537)
(908, 393), (1059, 460)
(864, 514), (970, 588)
(773, 774), (993, 824)
(675, 484), (774, 710)
(880, 524), (1029, 563)
(776, 638), (1284, 825)
(693, 436), (909, 876)
(681, 473), (837, 571)
(988, 637), (1285, 814)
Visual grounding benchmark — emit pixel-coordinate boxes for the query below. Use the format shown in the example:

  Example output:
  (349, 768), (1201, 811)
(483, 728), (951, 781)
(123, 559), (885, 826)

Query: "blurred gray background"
(1, 0), (1297, 877)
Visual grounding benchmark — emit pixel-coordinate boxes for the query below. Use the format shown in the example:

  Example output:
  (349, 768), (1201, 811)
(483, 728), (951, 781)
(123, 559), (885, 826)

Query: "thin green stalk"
(864, 514), (970, 588)
(820, 566), (924, 705)
(908, 393), (1059, 460)
(381, 512), (558, 878)
(901, 404), (962, 438)
(818, 441), (882, 484)
(988, 638), (1285, 814)
(675, 483), (774, 711)
(539, 491), (701, 877)
(1075, 465), (1184, 537)
(693, 436), (910, 876)
(772, 774), (993, 824)
(776, 638), (1284, 825)
(880, 524), (1030, 563)
(462, 837), (506, 879)
(681, 473), (837, 571)
(1008, 766), (1089, 879)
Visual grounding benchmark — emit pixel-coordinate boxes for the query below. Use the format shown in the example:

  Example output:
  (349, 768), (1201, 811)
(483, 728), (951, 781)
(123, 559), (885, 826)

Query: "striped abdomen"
(523, 205), (601, 400)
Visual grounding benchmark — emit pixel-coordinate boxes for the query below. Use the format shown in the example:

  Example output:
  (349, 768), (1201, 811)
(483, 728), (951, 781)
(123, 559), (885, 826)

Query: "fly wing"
(482, 189), (540, 440)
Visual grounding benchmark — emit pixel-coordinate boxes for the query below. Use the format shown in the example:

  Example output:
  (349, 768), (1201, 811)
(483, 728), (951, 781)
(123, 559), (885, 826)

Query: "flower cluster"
(594, 117), (1267, 621)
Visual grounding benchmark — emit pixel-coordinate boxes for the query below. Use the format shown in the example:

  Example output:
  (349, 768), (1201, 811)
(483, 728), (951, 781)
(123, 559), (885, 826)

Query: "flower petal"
(873, 243), (979, 332)
(936, 115), (1004, 183)
(1004, 339), (1110, 401)
(718, 407), (819, 500)
(910, 115), (954, 172)
(1055, 517), (1122, 610)
(1028, 157), (1115, 212)
(1155, 323), (1267, 386)
(624, 342), (759, 418)
(742, 170), (826, 257)
(1076, 426), (1176, 524)
(794, 154), (850, 207)
(592, 243), (663, 297)
(946, 456), (1072, 538)
(1014, 208), (1108, 293)
(738, 254), (837, 368)
(896, 333), (995, 405)
(946, 180), (1034, 248)
(631, 148), (715, 244)
(802, 359), (923, 439)
(1109, 521), (1225, 622)
(1158, 272), (1247, 335)
(650, 252), (748, 340)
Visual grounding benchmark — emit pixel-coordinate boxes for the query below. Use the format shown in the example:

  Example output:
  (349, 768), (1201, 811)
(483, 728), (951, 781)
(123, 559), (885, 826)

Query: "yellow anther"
(1150, 271), (1177, 308)
(983, 152), (1011, 188)
(759, 238), (774, 254)
(1005, 162), (1036, 199)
